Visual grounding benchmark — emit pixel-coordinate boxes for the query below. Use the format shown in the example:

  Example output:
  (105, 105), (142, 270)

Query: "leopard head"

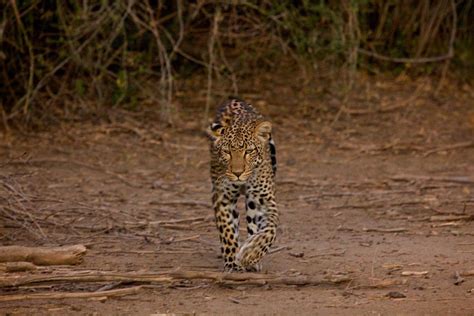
(208, 120), (272, 182)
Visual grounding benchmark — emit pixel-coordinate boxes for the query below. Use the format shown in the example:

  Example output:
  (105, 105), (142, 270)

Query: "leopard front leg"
(212, 183), (242, 272)
(238, 184), (279, 270)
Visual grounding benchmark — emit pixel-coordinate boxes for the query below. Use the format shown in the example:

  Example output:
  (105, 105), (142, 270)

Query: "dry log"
(0, 269), (351, 288)
(0, 286), (142, 302)
(0, 245), (86, 265)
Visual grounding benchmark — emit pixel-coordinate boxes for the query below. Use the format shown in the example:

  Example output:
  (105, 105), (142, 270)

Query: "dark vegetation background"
(1, 0), (473, 128)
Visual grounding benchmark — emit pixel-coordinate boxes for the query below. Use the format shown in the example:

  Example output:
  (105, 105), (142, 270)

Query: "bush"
(1, 0), (472, 125)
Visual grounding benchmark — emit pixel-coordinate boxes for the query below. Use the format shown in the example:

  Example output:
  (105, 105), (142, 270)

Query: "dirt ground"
(1, 75), (474, 315)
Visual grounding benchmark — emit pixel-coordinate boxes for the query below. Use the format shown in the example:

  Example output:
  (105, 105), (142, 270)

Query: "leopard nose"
(233, 170), (243, 177)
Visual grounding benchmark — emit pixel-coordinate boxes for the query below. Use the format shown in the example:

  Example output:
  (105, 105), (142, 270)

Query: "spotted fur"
(207, 98), (278, 272)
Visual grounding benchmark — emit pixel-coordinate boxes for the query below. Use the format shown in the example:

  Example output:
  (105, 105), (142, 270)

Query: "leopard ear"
(208, 122), (225, 139)
(255, 121), (272, 142)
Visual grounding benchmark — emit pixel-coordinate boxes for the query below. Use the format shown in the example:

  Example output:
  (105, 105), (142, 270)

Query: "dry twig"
(430, 215), (474, 222)
(423, 141), (474, 157)
(401, 271), (428, 276)
(362, 227), (408, 233)
(357, 48), (453, 64)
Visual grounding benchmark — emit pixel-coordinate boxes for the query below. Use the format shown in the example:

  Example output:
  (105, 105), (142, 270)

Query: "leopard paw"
(224, 262), (245, 273)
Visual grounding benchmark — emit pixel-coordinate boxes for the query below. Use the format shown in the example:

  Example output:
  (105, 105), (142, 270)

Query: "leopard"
(207, 98), (278, 272)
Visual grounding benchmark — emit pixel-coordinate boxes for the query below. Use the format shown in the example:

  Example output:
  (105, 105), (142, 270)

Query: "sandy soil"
(1, 76), (474, 315)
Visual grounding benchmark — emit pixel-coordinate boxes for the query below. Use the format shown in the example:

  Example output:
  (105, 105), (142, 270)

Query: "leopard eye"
(245, 148), (255, 154)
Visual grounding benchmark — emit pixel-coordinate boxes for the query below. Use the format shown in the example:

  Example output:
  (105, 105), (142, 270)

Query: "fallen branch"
(0, 269), (351, 288)
(0, 286), (142, 302)
(0, 245), (86, 265)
